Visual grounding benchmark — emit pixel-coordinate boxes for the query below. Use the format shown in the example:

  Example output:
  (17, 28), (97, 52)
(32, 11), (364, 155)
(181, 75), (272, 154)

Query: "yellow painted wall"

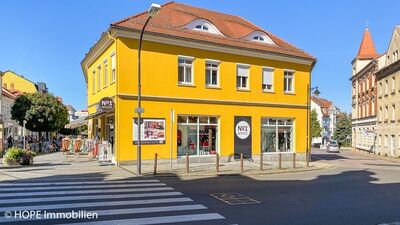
(2, 71), (37, 93)
(85, 36), (312, 163)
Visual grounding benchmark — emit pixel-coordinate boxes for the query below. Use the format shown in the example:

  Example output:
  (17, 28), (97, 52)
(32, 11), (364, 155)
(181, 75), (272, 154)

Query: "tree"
(11, 93), (69, 133)
(333, 113), (352, 147)
(311, 109), (322, 138)
(10, 94), (32, 126)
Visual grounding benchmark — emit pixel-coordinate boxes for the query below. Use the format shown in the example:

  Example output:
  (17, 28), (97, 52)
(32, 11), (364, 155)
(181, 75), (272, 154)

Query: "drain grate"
(210, 193), (261, 205)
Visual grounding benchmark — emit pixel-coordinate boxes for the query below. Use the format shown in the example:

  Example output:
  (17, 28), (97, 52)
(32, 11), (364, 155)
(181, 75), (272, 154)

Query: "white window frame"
(178, 56), (194, 85)
(284, 70), (295, 94)
(111, 52), (116, 83)
(97, 65), (101, 92)
(205, 59), (220, 87)
(236, 64), (250, 90)
(262, 67), (274, 92)
(103, 59), (108, 88)
(91, 70), (96, 94)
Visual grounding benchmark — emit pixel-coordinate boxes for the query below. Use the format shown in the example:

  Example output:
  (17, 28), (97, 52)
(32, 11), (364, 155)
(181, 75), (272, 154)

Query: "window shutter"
(263, 68), (273, 85)
(237, 65), (249, 77)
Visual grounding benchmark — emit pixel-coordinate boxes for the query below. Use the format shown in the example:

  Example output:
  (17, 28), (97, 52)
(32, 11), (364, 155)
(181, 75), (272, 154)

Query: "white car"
(327, 143), (340, 153)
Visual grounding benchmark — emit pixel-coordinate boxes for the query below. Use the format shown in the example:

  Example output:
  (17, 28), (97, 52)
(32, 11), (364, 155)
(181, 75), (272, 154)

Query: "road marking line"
(0, 191), (183, 204)
(0, 180), (160, 187)
(0, 204), (207, 223)
(0, 183), (166, 191)
(63, 213), (225, 225)
(0, 187), (174, 198)
(0, 197), (193, 212)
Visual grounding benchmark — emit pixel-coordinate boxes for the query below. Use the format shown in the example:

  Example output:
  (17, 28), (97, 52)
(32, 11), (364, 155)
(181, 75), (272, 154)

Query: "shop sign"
(133, 118), (166, 144)
(99, 97), (114, 112)
(234, 116), (252, 158)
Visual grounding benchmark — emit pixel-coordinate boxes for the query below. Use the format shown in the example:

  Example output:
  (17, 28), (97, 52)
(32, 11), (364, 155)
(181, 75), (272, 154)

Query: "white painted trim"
(177, 55), (195, 60)
(205, 59), (221, 64)
(184, 19), (224, 36)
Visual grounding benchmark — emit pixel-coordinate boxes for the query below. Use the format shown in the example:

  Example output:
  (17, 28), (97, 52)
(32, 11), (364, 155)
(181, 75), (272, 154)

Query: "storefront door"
(234, 116), (252, 159)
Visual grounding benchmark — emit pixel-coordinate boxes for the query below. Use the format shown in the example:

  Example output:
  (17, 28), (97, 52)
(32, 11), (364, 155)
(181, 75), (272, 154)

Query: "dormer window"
(195, 24), (209, 31)
(245, 31), (276, 45)
(253, 36), (265, 42)
(184, 19), (223, 35)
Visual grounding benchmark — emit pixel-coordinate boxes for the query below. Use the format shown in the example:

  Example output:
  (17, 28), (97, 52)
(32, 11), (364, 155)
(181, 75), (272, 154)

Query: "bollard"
(260, 152), (263, 171)
(186, 153), (189, 173)
(153, 153), (158, 175)
(292, 152), (296, 168)
(216, 153), (220, 172)
(240, 153), (244, 173)
(278, 153), (282, 169)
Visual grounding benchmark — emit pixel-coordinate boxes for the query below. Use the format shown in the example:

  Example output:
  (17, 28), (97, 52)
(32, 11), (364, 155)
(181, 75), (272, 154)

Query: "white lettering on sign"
(235, 121), (250, 139)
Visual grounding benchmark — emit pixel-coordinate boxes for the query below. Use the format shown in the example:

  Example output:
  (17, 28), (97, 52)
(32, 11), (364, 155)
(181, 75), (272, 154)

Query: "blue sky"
(0, 0), (399, 112)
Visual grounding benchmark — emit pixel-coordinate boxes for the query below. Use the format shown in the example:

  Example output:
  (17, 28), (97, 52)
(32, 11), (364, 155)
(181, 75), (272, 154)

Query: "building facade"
(81, 2), (316, 164)
(2, 70), (48, 94)
(311, 96), (339, 146)
(351, 28), (382, 152)
(376, 26), (400, 156)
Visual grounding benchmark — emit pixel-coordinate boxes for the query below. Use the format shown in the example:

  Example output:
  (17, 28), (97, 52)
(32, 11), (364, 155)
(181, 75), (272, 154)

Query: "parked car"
(327, 142), (340, 153)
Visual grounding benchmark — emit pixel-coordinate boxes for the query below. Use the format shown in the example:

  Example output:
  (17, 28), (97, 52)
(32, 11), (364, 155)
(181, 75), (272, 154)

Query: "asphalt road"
(159, 149), (400, 225)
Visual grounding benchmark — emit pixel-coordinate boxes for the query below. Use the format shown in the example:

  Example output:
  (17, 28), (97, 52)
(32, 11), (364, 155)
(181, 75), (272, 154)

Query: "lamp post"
(306, 86), (320, 166)
(136, 3), (161, 175)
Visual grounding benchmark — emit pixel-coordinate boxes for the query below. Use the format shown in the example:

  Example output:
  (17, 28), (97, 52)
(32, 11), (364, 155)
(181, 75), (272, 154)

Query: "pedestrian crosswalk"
(0, 178), (226, 225)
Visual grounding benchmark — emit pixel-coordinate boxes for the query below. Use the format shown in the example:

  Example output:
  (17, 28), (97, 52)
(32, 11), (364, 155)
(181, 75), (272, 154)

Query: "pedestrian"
(7, 135), (13, 149)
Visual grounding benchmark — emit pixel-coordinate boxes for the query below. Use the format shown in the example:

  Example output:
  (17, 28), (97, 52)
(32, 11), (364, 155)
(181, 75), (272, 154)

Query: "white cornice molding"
(117, 93), (308, 109)
(111, 27), (314, 66)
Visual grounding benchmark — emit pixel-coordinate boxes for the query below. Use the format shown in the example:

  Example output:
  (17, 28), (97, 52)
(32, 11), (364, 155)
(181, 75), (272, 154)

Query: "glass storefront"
(261, 118), (294, 153)
(177, 115), (218, 156)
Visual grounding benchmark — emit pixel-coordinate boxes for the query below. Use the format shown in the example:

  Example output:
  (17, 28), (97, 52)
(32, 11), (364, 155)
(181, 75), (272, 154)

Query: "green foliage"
(311, 109), (322, 138)
(3, 147), (36, 165)
(11, 94), (32, 126)
(11, 93), (69, 132)
(333, 113), (352, 147)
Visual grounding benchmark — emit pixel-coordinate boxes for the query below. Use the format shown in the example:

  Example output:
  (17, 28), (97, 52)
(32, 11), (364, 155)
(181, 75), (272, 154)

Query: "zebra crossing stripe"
(0, 180), (160, 187)
(0, 197), (193, 212)
(0, 204), (207, 223)
(63, 213), (225, 225)
(0, 183), (166, 191)
(0, 191), (183, 204)
(0, 187), (174, 198)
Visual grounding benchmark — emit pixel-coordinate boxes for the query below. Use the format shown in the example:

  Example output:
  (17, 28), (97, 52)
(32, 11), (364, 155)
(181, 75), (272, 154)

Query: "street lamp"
(306, 86), (320, 166)
(136, 3), (161, 175)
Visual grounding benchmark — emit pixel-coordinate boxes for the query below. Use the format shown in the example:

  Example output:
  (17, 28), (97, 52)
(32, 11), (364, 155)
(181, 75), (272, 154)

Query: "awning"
(86, 110), (109, 119)
(65, 118), (88, 129)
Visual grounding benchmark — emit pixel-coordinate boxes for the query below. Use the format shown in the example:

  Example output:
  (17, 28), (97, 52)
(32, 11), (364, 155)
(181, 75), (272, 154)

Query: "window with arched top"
(245, 31), (276, 45)
(184, 19), (223, 35)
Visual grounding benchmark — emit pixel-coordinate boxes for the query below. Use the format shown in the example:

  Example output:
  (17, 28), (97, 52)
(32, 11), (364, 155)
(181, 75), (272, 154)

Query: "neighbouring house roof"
(356, 28), (379, 60)
(311, 96), (334, 117)
(111, 2), (316, 61)
(65, 105), (76, 112)
(2, 87), (17, 100)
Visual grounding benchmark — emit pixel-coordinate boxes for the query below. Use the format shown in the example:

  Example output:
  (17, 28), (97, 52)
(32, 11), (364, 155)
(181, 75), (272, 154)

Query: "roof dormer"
(245, 31), (276, 45)
(185, 19), (223, 35)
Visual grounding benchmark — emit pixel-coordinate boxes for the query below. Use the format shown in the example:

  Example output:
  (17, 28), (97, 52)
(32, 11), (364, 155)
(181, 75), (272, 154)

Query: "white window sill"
(178, 83), (196, 87)
(205, 85), (221, 89)
(284, 91), (295, 95)
(236, 88), (250, 92)
(262, 90), (275, 93)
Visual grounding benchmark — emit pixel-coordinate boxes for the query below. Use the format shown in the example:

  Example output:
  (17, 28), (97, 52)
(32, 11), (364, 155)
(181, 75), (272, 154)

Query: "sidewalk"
(352, 150), (400, 164)
(120, 158), (334, 178)
(0, 152), (334, 182)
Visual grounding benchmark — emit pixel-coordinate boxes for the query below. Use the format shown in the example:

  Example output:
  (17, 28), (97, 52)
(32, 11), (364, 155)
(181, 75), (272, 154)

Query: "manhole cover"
(210, 193), (261, 205)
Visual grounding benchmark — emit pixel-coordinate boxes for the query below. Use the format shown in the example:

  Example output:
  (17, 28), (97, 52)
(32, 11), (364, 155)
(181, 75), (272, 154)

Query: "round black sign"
(99, 97), (114, 112)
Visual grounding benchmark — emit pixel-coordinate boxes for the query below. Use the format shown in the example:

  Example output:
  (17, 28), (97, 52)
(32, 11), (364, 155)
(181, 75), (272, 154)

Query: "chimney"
(57, 97), (63, 103)
(10, 83), (14, 91)
(3, 83), (7, 89)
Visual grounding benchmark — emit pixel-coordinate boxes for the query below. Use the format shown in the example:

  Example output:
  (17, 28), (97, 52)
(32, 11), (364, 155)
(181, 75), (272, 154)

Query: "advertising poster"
(133, 118), (166, 144)
(234, 116), (252, 159)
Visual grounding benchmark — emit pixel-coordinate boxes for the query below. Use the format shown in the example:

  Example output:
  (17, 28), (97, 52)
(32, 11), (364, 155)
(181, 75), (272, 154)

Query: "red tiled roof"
(356, 28), (379, 60)
(311, 96), (333, 116)
(112, 2), (315, 61)
(2, 87), (17, 100)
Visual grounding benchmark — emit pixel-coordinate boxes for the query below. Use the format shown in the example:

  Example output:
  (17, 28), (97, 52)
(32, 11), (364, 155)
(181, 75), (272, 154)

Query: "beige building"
(376, 26), (400, 156)
(351, 28), (382, 152)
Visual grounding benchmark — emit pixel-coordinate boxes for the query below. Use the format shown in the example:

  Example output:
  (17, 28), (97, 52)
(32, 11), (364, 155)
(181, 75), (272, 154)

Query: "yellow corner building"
(81, 2), (316, 165)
